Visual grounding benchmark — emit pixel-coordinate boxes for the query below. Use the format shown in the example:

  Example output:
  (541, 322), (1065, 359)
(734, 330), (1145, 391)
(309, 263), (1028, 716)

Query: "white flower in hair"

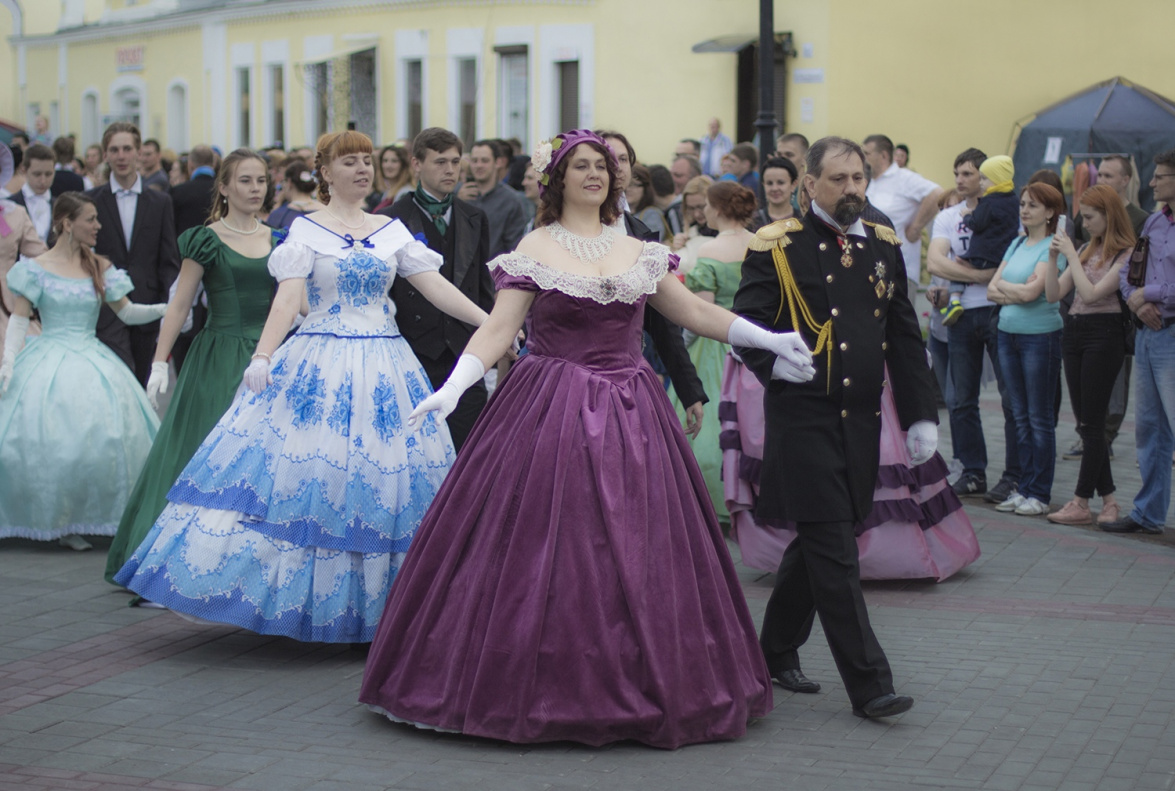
(532, 139), (555, 175)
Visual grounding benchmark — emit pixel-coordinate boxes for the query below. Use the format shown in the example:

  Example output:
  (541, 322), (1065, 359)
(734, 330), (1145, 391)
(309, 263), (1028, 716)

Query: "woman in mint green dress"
(105, 150), (276, 582)
(0, 193), (166, 549)
(670, 182), (758, 522)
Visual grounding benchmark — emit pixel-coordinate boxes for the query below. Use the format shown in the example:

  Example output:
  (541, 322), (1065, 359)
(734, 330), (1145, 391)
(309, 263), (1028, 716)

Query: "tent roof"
(1015, 76), (1175, 134)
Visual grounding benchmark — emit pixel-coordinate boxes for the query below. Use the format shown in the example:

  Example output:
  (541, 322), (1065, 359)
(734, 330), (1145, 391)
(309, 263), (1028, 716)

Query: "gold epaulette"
(746, 216), (803, 252)
(864, 221), (900, 246)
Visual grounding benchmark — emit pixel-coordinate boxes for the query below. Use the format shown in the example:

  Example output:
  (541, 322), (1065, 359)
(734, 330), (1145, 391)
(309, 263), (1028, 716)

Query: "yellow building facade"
(2, 0), (1173, 189)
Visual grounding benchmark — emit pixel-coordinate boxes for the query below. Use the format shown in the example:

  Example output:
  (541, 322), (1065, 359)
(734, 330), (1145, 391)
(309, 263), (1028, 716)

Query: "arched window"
(167, 81), (188, 151)
(81, 90), (100, 147)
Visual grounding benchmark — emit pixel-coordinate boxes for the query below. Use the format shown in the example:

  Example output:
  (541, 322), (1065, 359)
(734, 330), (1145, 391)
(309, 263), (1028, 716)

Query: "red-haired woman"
(113, 131), (490, 642)
(1042, 184), (1134, 525)
(987, 183), (1070, 516)
(0, 193), (165, 549)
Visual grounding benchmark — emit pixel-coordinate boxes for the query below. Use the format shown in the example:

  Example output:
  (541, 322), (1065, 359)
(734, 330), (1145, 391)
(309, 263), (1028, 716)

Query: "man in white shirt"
(864, 134), (943, 286)
(10, 144), (55, 243)
(927, 147), (1020, 504)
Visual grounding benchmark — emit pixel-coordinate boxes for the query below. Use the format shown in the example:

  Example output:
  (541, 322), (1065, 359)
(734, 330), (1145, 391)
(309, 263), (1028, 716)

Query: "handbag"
(1117, 292), (1137, 355)
(1126, 235), (1149, 287)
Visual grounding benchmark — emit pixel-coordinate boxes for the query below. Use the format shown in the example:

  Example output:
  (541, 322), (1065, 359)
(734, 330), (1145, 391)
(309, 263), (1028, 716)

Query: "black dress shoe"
(1101, 516), (1163, 535)
(852, 693), (914, 719)
(771, 669), (821, 693)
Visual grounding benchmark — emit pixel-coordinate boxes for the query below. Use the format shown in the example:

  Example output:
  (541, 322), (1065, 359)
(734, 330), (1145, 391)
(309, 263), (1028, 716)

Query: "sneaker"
(58, 534), (92, 551)
(1097, 502), (1121, 525)
(1062, 438), (1084, 460)
(995, 492), (1026, 512)
(940, 298), (964, 327)
(1047, 500), (1092, 525)
(984, 477), (1018, 504)
(951, 472), (987, 497)
(1015, 497), (1049, 516)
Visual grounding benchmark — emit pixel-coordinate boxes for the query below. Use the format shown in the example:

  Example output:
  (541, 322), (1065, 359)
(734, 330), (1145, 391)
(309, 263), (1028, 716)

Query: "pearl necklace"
(221, 216), (262, 235)
(325, 206), (367, 230)
(547, 222), (615, 263)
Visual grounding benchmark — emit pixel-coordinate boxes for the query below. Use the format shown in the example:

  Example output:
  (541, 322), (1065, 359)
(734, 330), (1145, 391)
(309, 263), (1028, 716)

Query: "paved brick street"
(2, 379), (1174, 791)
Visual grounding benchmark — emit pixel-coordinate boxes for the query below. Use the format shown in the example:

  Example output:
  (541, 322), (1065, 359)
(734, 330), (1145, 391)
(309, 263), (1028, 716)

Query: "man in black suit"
(8, 144), (56, 244)
(733, 137), (939, 719)
(170, 145), (216, 235)
(378, 128), (494, 449)
(50, 137), (85, 197)
(89, 122), (181, 384)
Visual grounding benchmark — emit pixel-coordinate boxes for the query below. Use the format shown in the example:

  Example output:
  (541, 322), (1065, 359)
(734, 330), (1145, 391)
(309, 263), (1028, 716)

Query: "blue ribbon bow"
(341, 233), (375, 249)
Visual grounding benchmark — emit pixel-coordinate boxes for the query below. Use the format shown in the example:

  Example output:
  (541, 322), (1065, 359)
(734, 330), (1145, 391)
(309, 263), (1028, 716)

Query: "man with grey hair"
(733, 136), (938, 719)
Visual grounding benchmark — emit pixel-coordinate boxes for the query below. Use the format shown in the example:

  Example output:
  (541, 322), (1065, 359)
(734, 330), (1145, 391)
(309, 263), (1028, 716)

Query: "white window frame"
(446, 28), (483, 146)
(231, 42), (255, 149)
(538, 24), (594, 139)
(302, 34), (333, 146)
(261, 39), (290, 149)
(394, 29), (429, 141)
(494, 26), (534, 151)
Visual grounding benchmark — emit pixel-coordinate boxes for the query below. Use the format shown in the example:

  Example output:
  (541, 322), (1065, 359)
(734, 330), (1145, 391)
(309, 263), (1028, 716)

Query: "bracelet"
(250, 352), (272, 363)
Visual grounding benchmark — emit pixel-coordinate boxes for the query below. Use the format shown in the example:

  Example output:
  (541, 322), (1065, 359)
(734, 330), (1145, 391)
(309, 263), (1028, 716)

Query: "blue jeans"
(948, 305), (1019, 482)
(928, 334), (954, 412)
(998, 329), (1062, 503)
(1130, 324), (1175, 529)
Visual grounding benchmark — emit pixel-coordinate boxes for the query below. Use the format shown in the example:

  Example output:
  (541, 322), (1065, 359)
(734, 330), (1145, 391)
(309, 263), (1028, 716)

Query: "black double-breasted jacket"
(379, 194), (494, 362)
(732, 210), (938, 524)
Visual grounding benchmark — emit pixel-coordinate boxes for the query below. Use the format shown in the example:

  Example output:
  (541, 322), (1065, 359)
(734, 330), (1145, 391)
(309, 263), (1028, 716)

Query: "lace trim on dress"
(491, 243), (673, 305)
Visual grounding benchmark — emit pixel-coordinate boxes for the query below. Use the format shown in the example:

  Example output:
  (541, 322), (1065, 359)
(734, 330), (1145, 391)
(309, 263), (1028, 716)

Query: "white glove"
(407, 354), (485, 429)
(243, 356), (272, 394)
(727, 317), (816, 383)
(906, 420), (938, 466)
(116, 302), (169, 326)
(0, 315), (30, 397)
(146, 361), (170, 409)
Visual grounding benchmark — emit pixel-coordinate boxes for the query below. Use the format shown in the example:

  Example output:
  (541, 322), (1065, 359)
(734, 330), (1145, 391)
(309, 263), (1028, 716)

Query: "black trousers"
(759, 520), (893, 707)
(1062, 313), (1125, 498)
(418, 348), (487, 451)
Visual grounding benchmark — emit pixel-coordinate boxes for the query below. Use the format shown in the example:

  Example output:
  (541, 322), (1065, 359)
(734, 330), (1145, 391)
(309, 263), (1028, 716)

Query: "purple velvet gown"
(359, 243), (773, 749)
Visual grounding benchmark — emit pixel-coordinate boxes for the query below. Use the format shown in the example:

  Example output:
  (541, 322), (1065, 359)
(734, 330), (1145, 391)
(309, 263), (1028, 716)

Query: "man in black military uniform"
(733, 137), (939, 719)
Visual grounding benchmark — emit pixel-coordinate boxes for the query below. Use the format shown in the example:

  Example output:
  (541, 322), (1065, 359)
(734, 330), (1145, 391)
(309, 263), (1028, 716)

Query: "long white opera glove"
(243, 356), (272, 394)
(727, 317), (816, 383)
(146, 361), (170, 409)
(116, 302), (169, 326)
(906, 420), (938, 466)
(0, 315), (30, 397)
(407, 353), (486, 429)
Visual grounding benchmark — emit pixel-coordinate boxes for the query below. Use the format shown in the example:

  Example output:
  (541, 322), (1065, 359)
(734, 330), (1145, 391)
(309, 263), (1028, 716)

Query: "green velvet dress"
(670, 257), (742, 523)
(105, 226), (274, 583)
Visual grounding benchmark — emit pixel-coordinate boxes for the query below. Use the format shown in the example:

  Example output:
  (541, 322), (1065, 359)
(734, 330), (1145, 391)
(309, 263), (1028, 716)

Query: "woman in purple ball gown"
(358, 131), (823, 748)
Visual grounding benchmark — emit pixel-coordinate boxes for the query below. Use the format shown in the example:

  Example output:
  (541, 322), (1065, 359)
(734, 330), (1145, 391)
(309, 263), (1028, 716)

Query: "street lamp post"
(754, 0), (777, 155)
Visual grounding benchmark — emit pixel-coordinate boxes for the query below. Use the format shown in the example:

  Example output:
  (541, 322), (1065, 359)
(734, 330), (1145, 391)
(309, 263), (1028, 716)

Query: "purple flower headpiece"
(533, 129), (614, 194)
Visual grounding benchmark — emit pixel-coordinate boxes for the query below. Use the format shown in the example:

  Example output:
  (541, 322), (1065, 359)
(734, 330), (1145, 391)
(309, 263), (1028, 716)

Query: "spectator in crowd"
(520, 161), (540, 227)
(728, 143), (760, 194)
(924, 190), (960, 412)
(648, 165), (677, 228)
(461, 138), (528, 257)
(139, 139), (170, 192)
(50, 137), (85, 197)
(1041, 184), (1134, 526)
(0, 143), (49, 348)
(987, 182), (1069, 516)
(776, 133), (809, 214)
(1, 145), (23, 198)
(626, 164), (665, 241)
(1102, 149), (1175, 535)
(30, 115), (51, 146)
(83, 144), (104, 189)
(10, 132), (29, 154)
(864, 134), (944, 286)
(265, 160), (325, 230)
(368, 144), (413, 212)
(670, 174), (715, 274)
(753, 156), (798, 228)
(675, 138), (701, 159)
(666, 155), (702, 235)
(895, 144), (910, 168)
(170, 145), (216, 235)
(699, 117), (733, 177)
(8, 144), (56, 243)
(928, 148), (1021, 503)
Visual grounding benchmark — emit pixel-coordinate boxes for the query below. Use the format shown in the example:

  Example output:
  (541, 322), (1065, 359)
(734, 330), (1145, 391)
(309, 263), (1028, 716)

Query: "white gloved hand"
(906, 420), (938, 466)
(772, 356), (816, 383)
(728, 317), (816, 382)
(116, 302), (169, 326)
(242, 356), (272, 394)
(146, 361), (170, 409)
(0, 315), (30, 397)
(407, 354), (486, 429)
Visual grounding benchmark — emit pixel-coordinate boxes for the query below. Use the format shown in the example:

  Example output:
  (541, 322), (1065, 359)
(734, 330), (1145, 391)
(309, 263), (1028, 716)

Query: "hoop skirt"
(721, 354), (980, 580)
(114, 218), (456, 642)
(360, 244), (772, 749)
(105, 226), (275, 583)
(0, 260), (159, 539)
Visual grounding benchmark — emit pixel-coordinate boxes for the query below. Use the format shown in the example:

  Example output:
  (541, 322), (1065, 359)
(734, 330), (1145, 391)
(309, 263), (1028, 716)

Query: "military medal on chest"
(874, 260), (887, 299)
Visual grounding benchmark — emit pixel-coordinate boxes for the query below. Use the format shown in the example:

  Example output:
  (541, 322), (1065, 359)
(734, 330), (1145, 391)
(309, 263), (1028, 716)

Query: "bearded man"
(732, 136), (939, 720)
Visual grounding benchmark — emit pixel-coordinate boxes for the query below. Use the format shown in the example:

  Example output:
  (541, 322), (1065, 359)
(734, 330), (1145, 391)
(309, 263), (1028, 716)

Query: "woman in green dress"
(670, 181), (757, 523)
(105, 149), (277, 583)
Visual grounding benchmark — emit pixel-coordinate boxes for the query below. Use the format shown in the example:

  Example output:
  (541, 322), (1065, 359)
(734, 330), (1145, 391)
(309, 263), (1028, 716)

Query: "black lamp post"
(753, 0), (777, 154)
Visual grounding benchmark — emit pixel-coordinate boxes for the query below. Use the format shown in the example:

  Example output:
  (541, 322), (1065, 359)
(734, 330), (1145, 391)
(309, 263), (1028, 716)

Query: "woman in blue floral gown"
(115, 131), (490, 642)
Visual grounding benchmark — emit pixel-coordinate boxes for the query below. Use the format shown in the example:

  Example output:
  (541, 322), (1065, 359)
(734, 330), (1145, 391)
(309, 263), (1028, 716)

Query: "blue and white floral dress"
(115, 216), (457, 642)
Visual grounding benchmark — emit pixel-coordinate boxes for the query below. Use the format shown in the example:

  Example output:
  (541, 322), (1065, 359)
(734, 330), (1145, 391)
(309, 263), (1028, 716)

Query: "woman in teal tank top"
(105, 150), (276, 584)
(670, 182), (758, 522)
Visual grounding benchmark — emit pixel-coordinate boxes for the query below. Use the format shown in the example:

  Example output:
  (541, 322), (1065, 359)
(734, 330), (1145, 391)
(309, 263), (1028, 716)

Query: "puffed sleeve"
(103, 266), (134, 301)
(684, 258), (718, 293)
(394, 238), (444, 278)
(6, 258), (42, 307)
(178, 226), (221, 271)
(489, 253), (540, 292)
(267, 239), (315, 281)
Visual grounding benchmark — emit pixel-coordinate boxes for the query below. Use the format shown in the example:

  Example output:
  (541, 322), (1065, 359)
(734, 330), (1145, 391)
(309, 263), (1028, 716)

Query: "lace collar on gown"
(490, 242), (675, 305)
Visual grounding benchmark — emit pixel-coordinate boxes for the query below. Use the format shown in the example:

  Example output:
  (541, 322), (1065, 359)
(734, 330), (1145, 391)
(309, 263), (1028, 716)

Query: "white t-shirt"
(867, 162), (939, 276)
(931, 200), (991, 310)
